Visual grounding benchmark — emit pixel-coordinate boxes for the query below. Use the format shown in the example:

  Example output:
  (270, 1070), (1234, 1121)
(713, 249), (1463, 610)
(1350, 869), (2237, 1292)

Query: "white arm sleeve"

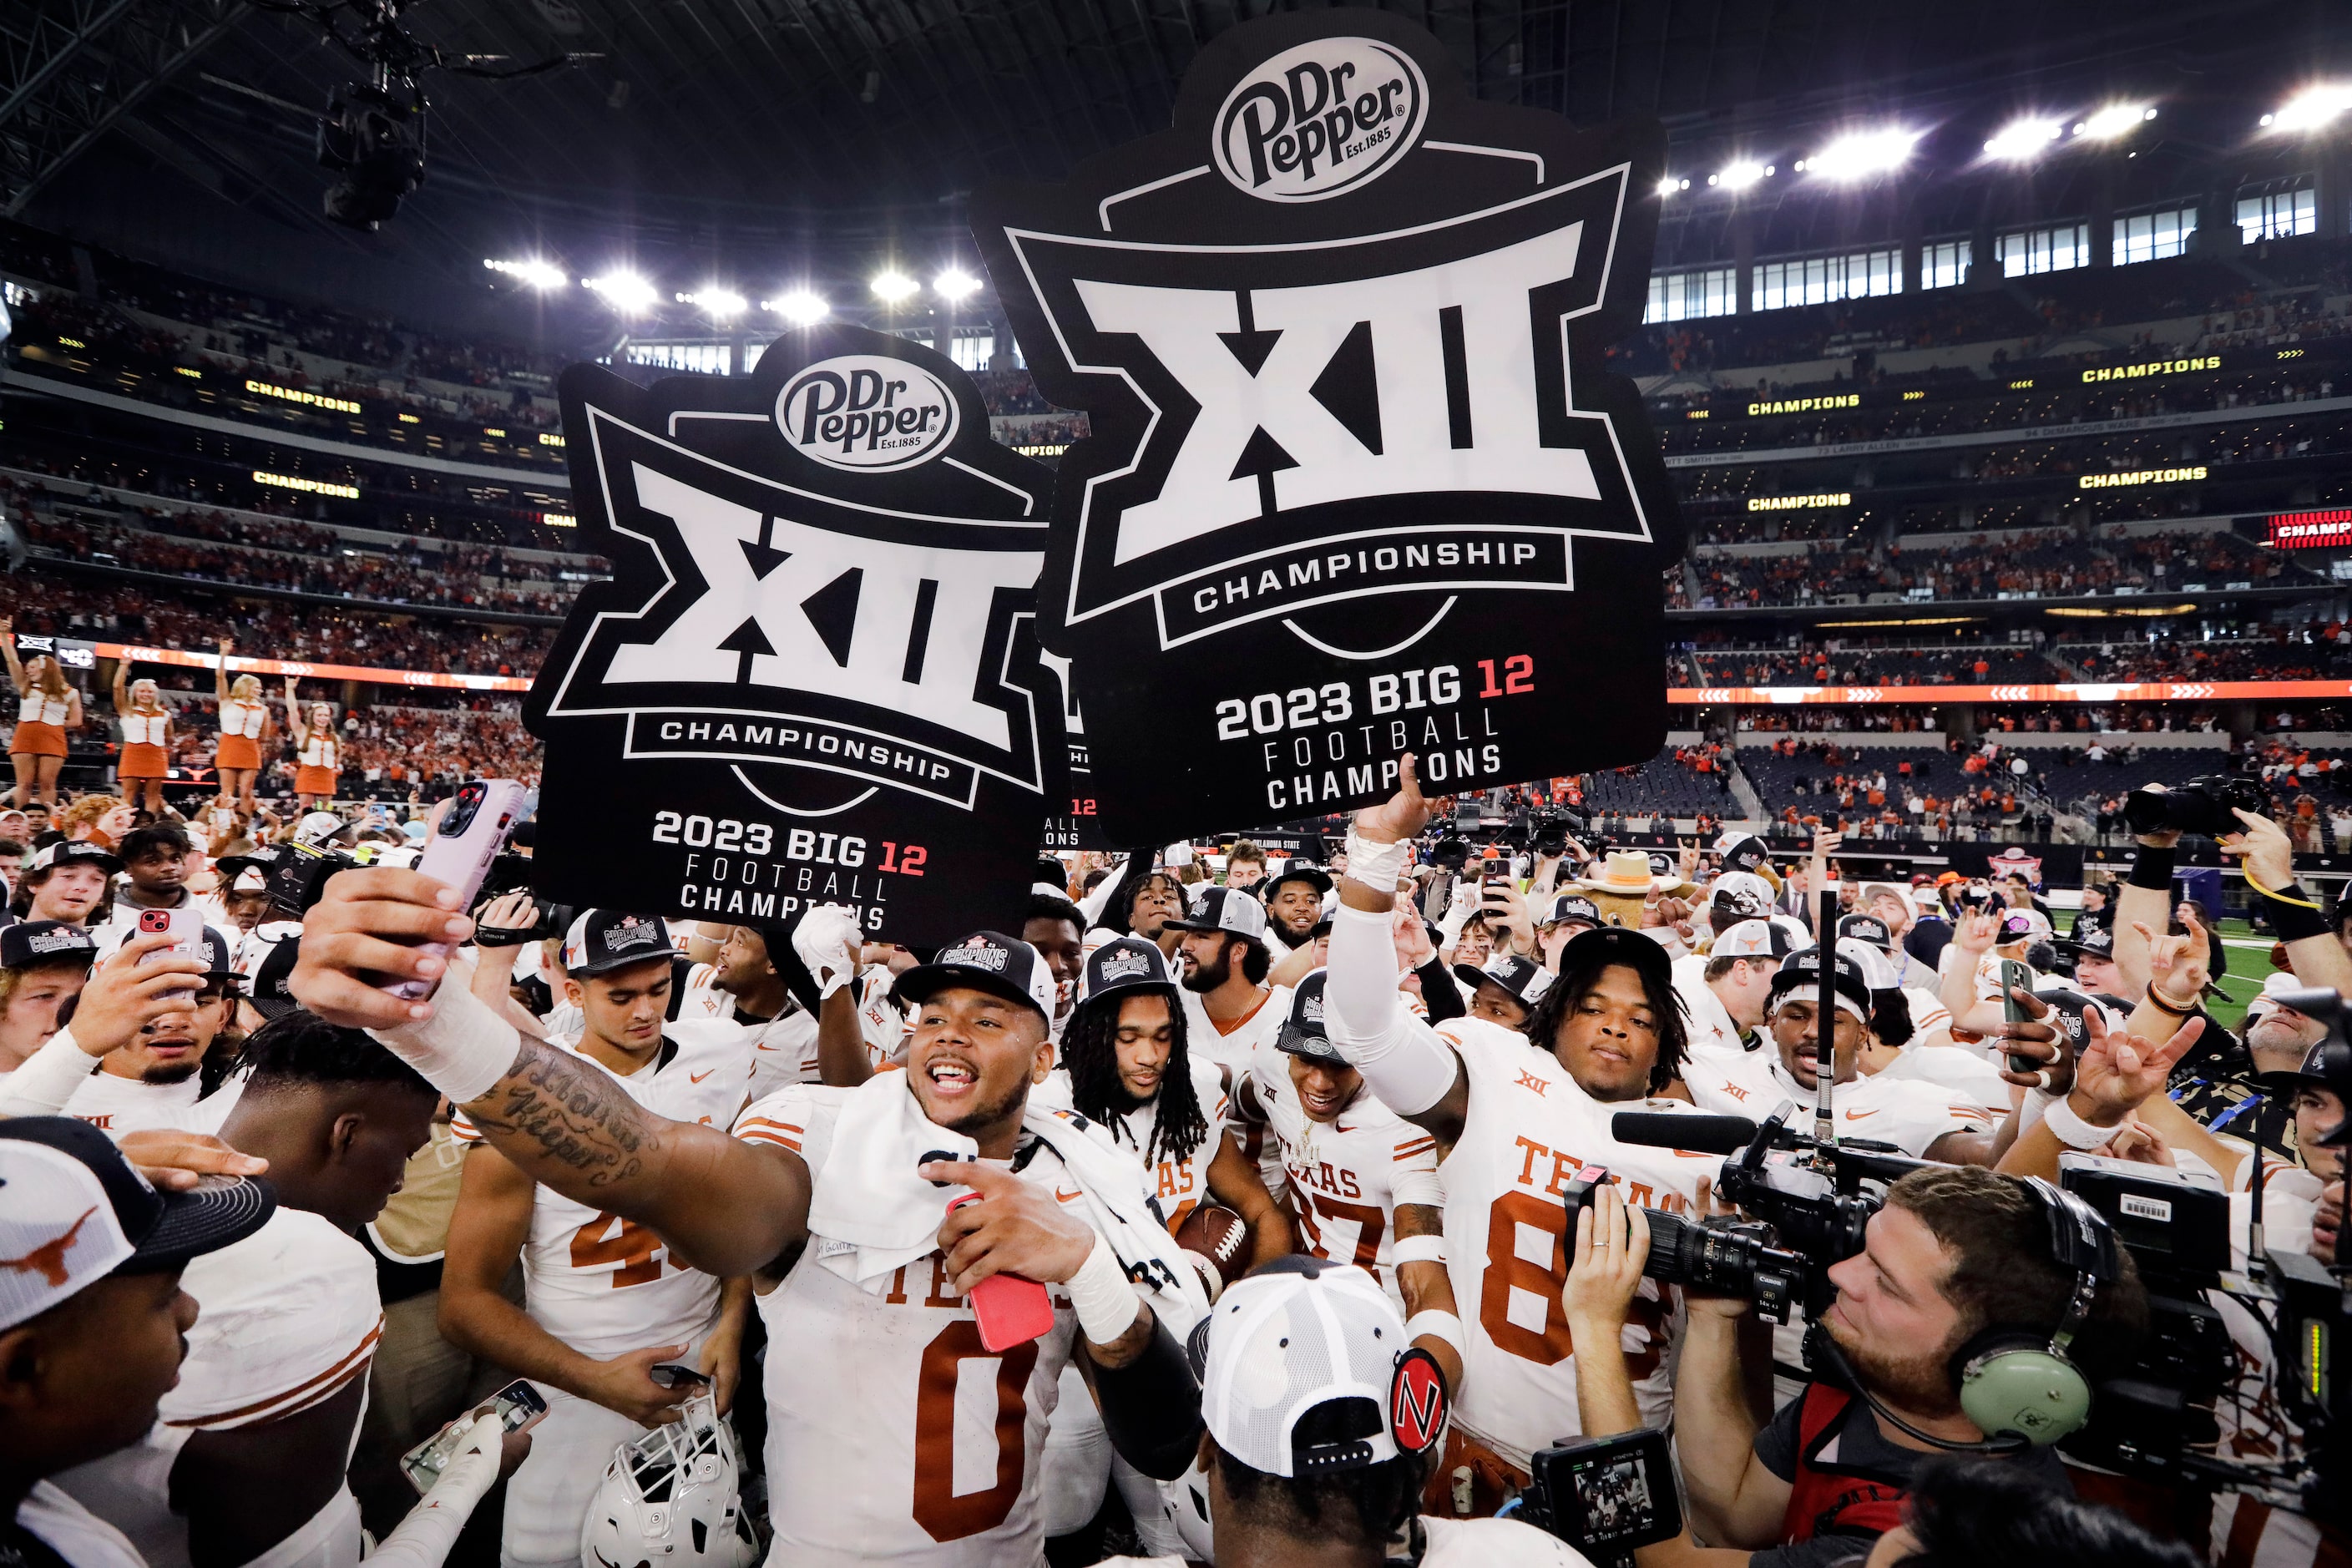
(364, 1414), (501, 1568)
(370, 980), (524, 1106)
(1323, 903), (1460, 1117)
(0, 1029), (100, 1118)
(1077, 855), (1129, 927)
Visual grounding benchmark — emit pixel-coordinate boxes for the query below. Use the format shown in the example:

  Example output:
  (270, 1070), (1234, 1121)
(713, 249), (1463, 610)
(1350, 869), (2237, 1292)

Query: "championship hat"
(1076, 936), (1179, 1009)
(0, 920), (98, 971)
(891, 931), (1058, 1020)
(27, 840), (121, 877)
(562, 910), (673, 978)
(1537, 893), (1603, 931)
(1167, 885), (1270, 942)
(1836, 913), (1896, 954)
(1191, 1257), (1448, 1478)
(1273, 969), (1345, 1065)
(1452, 952), (1553, 1009)
(1259, 863), (1334, 903)
(1712, 919), (1793, 962)
(0, 1117), (275, 1333)
(292, 811), (351, 847)
(245, 934), (303, 1020)
(1766, 946), (1873, 1024)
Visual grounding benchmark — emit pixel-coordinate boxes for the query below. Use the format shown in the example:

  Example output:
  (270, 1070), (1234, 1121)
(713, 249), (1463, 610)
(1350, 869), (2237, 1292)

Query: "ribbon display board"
(974, 8), (1682, 843)
(524, 326), (1067, 940)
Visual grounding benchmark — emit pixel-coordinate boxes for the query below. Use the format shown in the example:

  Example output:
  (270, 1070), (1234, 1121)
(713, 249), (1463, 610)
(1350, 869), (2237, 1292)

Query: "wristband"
(0, 1028), (100, 1119)
(1391, 1234), (1449, 1267)
(372, 979), (525, 1106)
(2143, 989), (2198, 1019)
(1404, 1309), (1466, 1358)
(2042, 1095), (2122, 1151)
(2127, 844), (2177, 892)
(1343, 831), (1412, 896)
(1066, 1237), (1144, 1344)
(2250, 878), (2331, 942)
(2021, 1086), (2057, 1130)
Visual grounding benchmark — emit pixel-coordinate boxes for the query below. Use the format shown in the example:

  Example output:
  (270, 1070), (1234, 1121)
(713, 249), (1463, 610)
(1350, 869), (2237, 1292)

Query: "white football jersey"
(1181, 985), (1291, 1197)
(1686, 1052), (1995, 1157)
(53, 1208), (380, 1568)
(732, 1085), (1083, 1565)
(676, 959), (821, 1098)
(454, 1022), (751, 1359)
(1248, 1057), (1440, 1287)
(1672, 972), (1758, 1073)
(1030, 1055), (1230, 1233)
(1429, 1016), (1723, 1471)
(857, 968), (908, 1066)
(59, 1069), (241, 1139)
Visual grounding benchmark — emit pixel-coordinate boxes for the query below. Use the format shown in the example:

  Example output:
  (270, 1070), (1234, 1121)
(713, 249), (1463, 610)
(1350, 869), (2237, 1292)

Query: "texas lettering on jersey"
(525, 325), (1069, 939)
(973, 8), (1683, 841)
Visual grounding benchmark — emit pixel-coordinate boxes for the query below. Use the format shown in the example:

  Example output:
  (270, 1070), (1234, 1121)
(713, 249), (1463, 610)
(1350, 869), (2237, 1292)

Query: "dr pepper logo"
(1213, 37), (1427, 202)
(775, 354), (960, 473)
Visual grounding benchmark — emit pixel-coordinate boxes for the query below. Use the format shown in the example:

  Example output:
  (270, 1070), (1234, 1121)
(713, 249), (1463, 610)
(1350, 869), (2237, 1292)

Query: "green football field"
(2208, 918), (2269, 1034)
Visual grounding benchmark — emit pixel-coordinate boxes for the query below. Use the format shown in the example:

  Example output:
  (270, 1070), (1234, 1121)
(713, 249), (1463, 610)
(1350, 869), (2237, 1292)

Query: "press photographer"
(1559, 1168), (2149, 1566)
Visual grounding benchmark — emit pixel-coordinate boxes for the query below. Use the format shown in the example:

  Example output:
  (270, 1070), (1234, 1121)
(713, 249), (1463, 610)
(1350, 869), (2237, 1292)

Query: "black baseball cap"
(892, 930), (1058, 1019)
(246, 935), (302, 1020)
(1836, 913), (1895, 954)
(1076, 936), (1178, 1009)
(27, 841), (121, 877)
(560, 910), (674, 979)
(1452, 951), (1554, 1007)
(0, 920), (97, 971)
(198, 926), (240, 984)
(1538, 893), (1602, 931)
(1767, 946), (1873, 1022)
(1555, 926), (1673, 992)
(1273, 969), (1346, 1065)
(1259, 864), (1334, 902)
(0, 1117), (275, 1331)
(2057, 926), (2117, 962)
(1167, 885), (1270, 941)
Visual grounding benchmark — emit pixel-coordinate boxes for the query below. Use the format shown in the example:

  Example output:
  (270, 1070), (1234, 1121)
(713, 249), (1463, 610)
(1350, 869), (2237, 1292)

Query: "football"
(1173, 1203), (1249, 1301)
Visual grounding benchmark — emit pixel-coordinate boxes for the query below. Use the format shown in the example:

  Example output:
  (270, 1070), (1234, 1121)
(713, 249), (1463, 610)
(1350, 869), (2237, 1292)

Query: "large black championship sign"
(524, 326), (1067, 940)
(973, 9), (1682, 844)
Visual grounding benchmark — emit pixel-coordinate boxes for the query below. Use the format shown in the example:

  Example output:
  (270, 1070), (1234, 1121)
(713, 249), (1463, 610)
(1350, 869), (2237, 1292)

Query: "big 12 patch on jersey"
(973, 8), (1683, 845)
(524, 325), (1068, 941)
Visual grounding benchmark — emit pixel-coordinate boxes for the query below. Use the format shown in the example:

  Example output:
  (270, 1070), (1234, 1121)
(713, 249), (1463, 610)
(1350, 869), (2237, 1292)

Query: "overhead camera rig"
(253, 0), (598, 230)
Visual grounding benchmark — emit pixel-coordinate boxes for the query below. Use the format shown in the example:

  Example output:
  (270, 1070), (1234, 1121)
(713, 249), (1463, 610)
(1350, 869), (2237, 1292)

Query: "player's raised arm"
(290, 868), (811, 1278)
(1323, 756), (1471, 1148)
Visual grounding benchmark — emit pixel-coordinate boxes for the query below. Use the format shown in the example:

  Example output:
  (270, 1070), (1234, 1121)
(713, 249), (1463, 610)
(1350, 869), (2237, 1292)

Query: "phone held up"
(386, 779), (531, 1002)
(400, 1378), (548, 1495)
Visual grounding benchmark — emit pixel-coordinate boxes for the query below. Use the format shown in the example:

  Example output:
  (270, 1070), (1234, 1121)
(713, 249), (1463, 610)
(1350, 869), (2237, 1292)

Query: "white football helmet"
(579, 1393), (759, 1568)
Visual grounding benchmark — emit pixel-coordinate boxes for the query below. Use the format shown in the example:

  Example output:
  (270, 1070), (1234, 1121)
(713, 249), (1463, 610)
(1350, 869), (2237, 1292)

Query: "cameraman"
(1562, 1174), (2147, 1566)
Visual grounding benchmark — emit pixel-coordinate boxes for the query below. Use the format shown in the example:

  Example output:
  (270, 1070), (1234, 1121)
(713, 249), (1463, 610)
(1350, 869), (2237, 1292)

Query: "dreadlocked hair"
(1520, 938), (1690, 1095)
(1058, 989), (1208, 1166)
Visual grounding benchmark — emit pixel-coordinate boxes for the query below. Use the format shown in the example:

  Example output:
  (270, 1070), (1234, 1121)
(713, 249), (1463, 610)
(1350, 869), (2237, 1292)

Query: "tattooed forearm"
(463, 1037), (660, 1186)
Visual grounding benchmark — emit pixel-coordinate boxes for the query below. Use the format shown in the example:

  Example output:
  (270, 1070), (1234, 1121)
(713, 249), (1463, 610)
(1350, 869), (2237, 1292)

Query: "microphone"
(1611, 1111), (1758, 1156)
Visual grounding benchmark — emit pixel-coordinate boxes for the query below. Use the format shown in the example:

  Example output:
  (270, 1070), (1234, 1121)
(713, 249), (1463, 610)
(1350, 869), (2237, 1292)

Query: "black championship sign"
(524, 326), (1067, 940)
(1039, 654), (1115, 853)
(973, 8), (1682, 844)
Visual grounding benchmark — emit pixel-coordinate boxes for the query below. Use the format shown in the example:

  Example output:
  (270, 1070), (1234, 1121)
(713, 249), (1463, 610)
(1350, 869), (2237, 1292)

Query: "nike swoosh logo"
(1054, 1187), (1083, 1203)
(755, 1042), (781, 1051)
(690, 1070), (714, 1083)
(1843, 1109), (1880, 1120)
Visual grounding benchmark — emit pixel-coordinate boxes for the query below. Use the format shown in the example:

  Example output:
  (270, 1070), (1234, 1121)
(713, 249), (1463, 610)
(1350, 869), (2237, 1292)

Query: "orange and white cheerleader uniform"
(119, 708), (170, 780)
(215, 698), (266, 771)
(10, 690), (69, 757)
(295, 732), (340, 797)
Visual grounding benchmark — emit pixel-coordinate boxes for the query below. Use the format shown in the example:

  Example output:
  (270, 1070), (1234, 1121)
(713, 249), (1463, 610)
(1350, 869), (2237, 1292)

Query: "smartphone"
(648, 1362), (711, 1390)
(2000, 958), (2037, 1074)
(135, 906), (206, 1004)
(401, 1378), (548, 1495)
(387, 779), (530, 1001)
(946, 1193), (1056, 1351)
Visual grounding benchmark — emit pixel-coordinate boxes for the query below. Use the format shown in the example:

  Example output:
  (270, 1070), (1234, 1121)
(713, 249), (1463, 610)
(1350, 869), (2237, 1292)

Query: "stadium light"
(765, 290), (828, 324)
(2266, 83), (2352, 133)
(582, 271), (658, 312)
(2075, 104), (2156, 139)
(677, 287), (747, 318)
(1984, 118), (2063, 161)
(1714, 160), (1768, 190)
(934, 268), (983, 302)
(1799, 127), (1920, 181)
(870, 270), (918, 304)
(483, 257), (566, 290)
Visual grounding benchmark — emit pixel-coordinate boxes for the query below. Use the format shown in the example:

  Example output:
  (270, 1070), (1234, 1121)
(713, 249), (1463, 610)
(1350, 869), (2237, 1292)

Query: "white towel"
(804, 1072), (1206, 1334)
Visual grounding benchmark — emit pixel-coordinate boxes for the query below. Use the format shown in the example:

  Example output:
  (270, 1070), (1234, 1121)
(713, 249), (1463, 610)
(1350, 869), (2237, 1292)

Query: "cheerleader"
(0, 618), (82, 808)
(285, 676), (341, 809)
(111, 661), (173, 817)
(211, 636), (272, 815)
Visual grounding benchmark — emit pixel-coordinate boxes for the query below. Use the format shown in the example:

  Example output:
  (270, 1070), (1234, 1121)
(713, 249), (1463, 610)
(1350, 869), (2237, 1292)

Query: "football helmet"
(579, 1392), (759, 1568)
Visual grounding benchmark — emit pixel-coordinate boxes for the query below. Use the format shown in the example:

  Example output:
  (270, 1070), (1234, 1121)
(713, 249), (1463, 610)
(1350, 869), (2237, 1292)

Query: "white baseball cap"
(1168, 885), (1269, 943)
(0, 1118), (275, 1333)
(292, 811), (349, 846)
(1192, 1258), (1446, 1478)
(1713, 919), (1793, 962)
